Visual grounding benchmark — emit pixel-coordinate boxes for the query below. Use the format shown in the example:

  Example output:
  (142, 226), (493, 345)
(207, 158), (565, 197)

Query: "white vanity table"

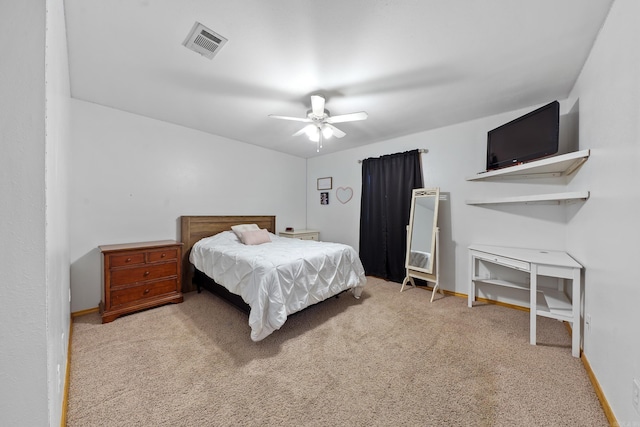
(468, 244), (583, 357)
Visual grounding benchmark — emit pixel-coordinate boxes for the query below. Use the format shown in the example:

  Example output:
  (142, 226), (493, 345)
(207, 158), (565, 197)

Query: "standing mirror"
(401, 188), (441, 302)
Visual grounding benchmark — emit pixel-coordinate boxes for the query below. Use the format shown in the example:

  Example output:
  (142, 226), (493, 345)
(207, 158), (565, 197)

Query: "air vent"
(182, 22), (228, 60)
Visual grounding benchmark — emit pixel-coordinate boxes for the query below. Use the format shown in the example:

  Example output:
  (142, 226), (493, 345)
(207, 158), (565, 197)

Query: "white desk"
(468, 244), (583, 357)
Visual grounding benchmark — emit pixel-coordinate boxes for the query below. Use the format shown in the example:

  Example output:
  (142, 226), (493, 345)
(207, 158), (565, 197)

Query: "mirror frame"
(405, 187), (440, 275)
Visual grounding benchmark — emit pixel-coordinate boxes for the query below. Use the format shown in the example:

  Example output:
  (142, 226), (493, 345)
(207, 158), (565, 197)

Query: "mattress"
(189, 231), (366, 341)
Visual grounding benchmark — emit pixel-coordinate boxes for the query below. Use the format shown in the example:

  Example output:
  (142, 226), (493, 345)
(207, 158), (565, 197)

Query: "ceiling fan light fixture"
(321, 125), (333, 139)
(304, 124), (319, 138)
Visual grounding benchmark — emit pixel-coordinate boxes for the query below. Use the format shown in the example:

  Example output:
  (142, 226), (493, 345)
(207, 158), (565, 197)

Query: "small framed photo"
(317, 177), (332, 190)
(320, 192), (329, 205)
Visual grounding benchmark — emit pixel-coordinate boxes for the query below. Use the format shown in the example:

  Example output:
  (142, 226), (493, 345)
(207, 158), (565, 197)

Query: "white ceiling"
(64, 0), (613, 159)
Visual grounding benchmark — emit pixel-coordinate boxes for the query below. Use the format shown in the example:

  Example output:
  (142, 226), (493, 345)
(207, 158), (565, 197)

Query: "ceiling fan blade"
(310, 95), (325, 117)
(268, 114), (312, 123)
(325, 123), (346, 138)
(325, 111), (368, 124)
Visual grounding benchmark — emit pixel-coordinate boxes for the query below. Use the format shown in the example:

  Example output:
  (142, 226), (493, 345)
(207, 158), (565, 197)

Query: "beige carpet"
(68, 277), (607, 426)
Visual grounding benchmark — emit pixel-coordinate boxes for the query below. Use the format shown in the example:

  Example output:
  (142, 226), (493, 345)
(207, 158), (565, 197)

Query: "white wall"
(0, 2), (58, 426)
(565, 0), (640, 423)
(307, 106), (570, 299)
(46, 0), (72, 424)
(69, 100), (307, 312)
(308, 2), (639, 423)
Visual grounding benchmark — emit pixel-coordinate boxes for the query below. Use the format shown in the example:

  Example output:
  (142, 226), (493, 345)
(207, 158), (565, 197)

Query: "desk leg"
(571, 268), (581, 357)
(530, 264), (538, 346)
(468, 253), (475, 307)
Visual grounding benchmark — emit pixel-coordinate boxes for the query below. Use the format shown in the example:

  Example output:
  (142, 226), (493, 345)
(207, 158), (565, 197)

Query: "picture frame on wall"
(320, 192), (329, 205)
(317, 177), (332, 190)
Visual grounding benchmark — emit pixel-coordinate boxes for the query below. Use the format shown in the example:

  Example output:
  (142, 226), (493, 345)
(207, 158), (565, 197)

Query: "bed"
(180, 215), (366, 341)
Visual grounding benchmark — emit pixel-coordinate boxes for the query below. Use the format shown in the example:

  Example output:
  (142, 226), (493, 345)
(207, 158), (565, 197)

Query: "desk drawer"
(473, 251), (530, 272)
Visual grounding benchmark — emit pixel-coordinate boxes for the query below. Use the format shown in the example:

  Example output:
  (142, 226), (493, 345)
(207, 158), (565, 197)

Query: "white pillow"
(239, 229), (272, 245)
(231, 223), (260, 239)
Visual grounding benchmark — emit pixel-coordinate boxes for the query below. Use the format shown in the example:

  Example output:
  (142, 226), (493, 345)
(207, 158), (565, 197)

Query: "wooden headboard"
(180, 215), (276, 292)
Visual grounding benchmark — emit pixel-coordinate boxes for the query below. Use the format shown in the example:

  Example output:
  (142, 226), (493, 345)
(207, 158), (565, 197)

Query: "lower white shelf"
(537, 288), (573, 319)
(472, 277), (528, 291)
(466, 191), (590, 206)
(473, 278), (573, 321)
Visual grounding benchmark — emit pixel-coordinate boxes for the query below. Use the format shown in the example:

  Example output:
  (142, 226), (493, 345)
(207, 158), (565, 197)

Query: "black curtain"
(359, 150), (423, 283)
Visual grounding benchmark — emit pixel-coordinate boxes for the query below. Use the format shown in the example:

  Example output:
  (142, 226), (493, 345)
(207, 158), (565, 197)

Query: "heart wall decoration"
(336, 187), (353, 204)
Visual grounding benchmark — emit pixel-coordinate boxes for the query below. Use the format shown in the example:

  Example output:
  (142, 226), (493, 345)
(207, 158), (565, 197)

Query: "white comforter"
(409, 250), (430, 269)
(189, 231), (366, 341)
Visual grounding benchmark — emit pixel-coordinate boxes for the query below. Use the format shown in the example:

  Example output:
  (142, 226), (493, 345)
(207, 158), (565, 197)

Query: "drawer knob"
(161, 253), (166, 258)
(144, 289), (150, 294)
(143, 271), (150, 276)
(126, 258), (131, 262)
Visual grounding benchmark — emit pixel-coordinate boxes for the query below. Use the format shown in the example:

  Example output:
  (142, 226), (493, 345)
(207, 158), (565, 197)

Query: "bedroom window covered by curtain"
(359, 149), (423, 283)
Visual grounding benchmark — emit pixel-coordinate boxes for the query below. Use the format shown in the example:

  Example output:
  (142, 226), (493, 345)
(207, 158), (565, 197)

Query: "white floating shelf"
(466, 191), (590, 206)
(466, 149), (590, 181)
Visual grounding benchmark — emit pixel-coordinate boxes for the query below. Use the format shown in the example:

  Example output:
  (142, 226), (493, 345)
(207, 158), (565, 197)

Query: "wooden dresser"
(100, 240), (183, 323)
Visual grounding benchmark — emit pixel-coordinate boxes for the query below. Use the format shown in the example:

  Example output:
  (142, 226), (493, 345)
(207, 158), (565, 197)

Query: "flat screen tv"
(486, 100), (560, 170)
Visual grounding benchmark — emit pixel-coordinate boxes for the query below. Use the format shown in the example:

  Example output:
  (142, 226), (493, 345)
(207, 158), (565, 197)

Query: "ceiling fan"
(269, 94), (368, 152)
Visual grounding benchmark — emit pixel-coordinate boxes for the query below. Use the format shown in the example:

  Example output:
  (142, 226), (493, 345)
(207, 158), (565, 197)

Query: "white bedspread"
(409, 250), (430, 269)
(189, 231), (366, 341)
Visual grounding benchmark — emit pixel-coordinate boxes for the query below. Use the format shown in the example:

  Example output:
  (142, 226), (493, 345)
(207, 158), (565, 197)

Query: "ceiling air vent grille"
(183, 22), (228, 60)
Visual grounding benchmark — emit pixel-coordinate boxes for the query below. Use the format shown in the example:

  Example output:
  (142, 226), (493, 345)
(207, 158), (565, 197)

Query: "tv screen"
(486, 100), (560, 170)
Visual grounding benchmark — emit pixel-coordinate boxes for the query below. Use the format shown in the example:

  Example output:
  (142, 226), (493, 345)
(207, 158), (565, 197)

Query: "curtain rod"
(357, 148), (428, 164)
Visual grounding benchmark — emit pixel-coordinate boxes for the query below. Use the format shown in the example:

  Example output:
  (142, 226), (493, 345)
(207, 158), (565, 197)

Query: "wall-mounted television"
(486, 100), (560, 170)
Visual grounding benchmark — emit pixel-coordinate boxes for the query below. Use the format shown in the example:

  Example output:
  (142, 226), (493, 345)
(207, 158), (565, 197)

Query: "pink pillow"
(231, 223), (259, 239)
(240, 229), (272, 245)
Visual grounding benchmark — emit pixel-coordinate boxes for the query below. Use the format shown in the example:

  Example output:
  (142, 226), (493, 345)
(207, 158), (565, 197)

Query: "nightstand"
(278, 230), (320, 241)
(99, 240), (183, 323)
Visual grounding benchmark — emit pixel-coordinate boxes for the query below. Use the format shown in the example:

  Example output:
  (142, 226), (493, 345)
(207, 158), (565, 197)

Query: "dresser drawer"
(110, 278), (179, 308)
(147, 248), (178, 263)
(110, 252), (145, 268)
(110, 262), (178, 287)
